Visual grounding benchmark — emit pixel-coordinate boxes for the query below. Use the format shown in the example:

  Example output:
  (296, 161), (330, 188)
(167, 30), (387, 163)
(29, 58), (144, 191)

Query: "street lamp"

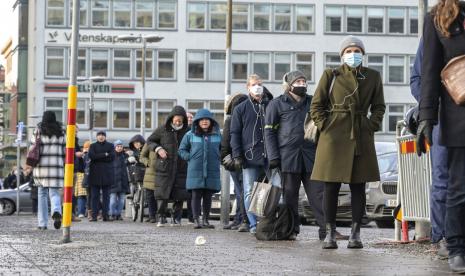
(116, 34), (164, 137)
(78, 76), (105, 141)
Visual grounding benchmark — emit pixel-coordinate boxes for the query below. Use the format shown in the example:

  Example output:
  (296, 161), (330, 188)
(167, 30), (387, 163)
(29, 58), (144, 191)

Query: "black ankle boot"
(194, 218), (202, 229)
(322, 223), (338, 249)
(202, 215), (215, 229)
(347, 222), (363, 249)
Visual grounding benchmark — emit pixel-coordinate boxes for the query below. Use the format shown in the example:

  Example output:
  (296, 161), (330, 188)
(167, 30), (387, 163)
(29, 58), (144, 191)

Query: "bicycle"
(127, 162), (146, 222)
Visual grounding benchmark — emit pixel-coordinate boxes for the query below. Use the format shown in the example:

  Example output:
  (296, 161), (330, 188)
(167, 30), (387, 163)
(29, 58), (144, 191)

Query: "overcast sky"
(0, 0), (15, 65)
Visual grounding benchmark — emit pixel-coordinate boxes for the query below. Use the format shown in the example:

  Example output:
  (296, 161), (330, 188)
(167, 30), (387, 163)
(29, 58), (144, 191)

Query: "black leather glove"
(221, 154), (235, 171)
(416, 120), (434, 156)
(234, 157), (244, 171)
(269, 159), (280, 170)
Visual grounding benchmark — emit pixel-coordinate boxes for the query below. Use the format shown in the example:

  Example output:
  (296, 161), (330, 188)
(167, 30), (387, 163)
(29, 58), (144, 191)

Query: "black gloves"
(269, 159), (280, 170)
(234, 157), (244, 171)
(221, 154), (235, 171)
(416, 120), (434, 156)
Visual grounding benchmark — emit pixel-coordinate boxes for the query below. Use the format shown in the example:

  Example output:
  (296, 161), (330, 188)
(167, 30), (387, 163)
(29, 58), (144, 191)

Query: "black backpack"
(255, 204), (295, 241)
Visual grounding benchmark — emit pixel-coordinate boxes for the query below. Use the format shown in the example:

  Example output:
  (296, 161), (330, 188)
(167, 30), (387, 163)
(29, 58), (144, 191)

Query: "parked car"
(299, 142), (397, 225)
(0, 183), (34, 215)
(366, 143), (398, 228)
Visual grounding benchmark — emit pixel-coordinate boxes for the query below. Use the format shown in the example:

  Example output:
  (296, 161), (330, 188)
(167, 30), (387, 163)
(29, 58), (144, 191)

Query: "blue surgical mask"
(343, 52), (363, 68)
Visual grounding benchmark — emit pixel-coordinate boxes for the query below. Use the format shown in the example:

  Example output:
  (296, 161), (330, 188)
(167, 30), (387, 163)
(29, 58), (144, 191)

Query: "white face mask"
(171, 123), (183, 131)
(249, 85), (263, 96)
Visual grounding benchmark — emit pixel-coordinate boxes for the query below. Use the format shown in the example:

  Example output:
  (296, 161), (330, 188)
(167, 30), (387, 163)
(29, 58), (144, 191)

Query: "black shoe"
(149, 218), (157, 223)
(223, 221), (240, 230)
(288, 233), (297, 241)
(89, 217), (97, 222)
(448, 255), (465, 274)
(237, 223), (249, 232)
(322, 223), (338, 249)
(202, 216), (215, 229)
(103, 215), (113, 222)
(347, 222), (363, 249)
(52, 212), (62, 230)
(37, 226), (47, 230)
(437, 239), (449, 260)
(194, 218), (202, 229)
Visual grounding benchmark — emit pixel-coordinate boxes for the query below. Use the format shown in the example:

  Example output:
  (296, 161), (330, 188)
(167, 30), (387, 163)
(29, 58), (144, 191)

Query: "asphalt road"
(0, 214), (451, 275)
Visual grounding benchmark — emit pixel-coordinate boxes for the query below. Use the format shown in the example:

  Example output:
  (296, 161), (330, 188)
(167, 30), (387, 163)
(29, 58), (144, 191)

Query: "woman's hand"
(157, 148), (168, 159)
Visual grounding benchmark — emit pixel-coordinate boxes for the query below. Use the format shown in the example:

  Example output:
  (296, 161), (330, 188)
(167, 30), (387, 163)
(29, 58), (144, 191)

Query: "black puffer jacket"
(221, 93), (248, 160)
(145, 106), (190, 200)
(88, 141), (115, 186)
(128, 134), (146, 183)
(111, 151), (130, 194)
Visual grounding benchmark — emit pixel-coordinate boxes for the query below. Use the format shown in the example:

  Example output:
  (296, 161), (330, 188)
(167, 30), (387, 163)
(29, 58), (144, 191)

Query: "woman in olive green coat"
(310, 35), (385, 250)
(140, 143), (158, 222)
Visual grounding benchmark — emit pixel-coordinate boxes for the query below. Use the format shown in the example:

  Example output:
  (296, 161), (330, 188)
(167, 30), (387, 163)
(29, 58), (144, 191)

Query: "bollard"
(401, 220), (409, 243)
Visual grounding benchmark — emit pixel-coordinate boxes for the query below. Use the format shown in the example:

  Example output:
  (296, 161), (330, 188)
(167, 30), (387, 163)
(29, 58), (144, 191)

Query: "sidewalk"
(0, 214), (450, 275)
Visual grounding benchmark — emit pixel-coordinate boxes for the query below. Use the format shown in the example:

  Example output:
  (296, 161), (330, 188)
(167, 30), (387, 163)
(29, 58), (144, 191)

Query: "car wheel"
(0, 199), (16, 215)
(375, 220), (394, 228)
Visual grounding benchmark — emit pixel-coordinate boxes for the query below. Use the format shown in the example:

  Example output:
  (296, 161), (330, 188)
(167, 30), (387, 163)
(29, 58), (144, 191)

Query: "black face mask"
(291, 86), (307, 97)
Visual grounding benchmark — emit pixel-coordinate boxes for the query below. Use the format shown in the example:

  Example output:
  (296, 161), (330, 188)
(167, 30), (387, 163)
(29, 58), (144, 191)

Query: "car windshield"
(377, 152), (397, 174)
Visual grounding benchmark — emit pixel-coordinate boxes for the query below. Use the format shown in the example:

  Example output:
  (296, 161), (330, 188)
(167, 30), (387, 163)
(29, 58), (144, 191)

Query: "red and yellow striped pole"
(62, 0), (80, 243)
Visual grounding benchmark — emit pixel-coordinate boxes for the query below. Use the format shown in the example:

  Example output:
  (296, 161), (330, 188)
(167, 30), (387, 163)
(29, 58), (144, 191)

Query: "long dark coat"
(420, 5), (465, 147)
(145, 106), (190, 200)
(88, 141), (115, 187)
(111, 151), (130, 194)
(310, 65), (385, 183)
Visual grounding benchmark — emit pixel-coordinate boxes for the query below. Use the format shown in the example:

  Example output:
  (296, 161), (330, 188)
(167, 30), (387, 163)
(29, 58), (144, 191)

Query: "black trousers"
(446, 147), (465, 256)
(90, 185), (110, 218)
(191, 189), (214, 219)
(145, 188), (157, 219)
(281, 171), (325, 235)
(157, 199), (183, 219)
(324, 182), (365, 224)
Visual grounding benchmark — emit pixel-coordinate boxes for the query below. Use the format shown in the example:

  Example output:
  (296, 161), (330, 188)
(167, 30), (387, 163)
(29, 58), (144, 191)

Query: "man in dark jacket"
(230, 74), (272, 234)
(110, 140), (130, 221)
(146, 106), (190, 227)
(88, 130), (115, 222)
(265, 70), (325, 240)
(410, 38), (449, 258)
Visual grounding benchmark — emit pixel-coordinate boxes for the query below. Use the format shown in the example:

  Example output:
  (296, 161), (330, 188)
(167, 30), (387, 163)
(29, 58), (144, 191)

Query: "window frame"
(295, 5), (314, 33)
(387, 55), (406, 84)
(112, 100), (131, 129)
(387, 7), (406, 35)
(274, 4), (292, 32)
(186, 51), (207, 81)
(90, 49), (110, 78)
(157, 0), (177, 30)
(253, 3), (271, 32)
(345, 6), (364, 33)
(366, 6), (385, 34)
(324, 5), (344, 33)
(46, 47), (67, 78)
(112, 0), (133, 29)
(187, 2), (207, 30)
(44, 98), (66, 123)
(112, 49), (132, 79)
(156, 49), (177, 80)
(46, 0), (66, 27)
(91, 0), (110, 28)
(135, 0), (155, 29)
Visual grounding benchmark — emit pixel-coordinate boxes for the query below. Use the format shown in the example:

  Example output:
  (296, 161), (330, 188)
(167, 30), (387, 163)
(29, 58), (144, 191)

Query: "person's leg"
(446, 147), (465, 257)
(172, 200), (183, 225)
(242, 167), (261, 230)
(37, 186), (49, 228)
(49, 187), (62, 229)
(431, 125), (448, 244)
(281, 172), (301, 235)
(191, 189), (202, 228)
(349, 183), (366, 223)
(230, 170), (243, 224)
(157, 199), (168, 226)
(86, 187), (92, 218)
(202, 189), (214, 229)
(187, 197), (194, 223)
(101, 186), (111, 220)
(77, 196), (86, 216)
(109, 193), (117, 217)
(90, 185), (100, 220)
(145, 188), (156, 221)
(322, 182), (341, 249)
(116, 192), (125, 218)
(302, 175), (326, 240)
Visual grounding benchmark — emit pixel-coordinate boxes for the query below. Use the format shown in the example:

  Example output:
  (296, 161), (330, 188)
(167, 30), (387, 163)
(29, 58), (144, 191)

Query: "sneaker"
(171, 219), (181, 227)
(187, 218), (195, 225)
(223, 221), (240, 230)
(116, 215), (123, 221)
(249, 226), (257, 235)
(37, 226), (47, 230)
(288, 233), (297, 240)
(52, 212), (62, 230)
(437, 239), (449, 260)
(78, 214), (85, 218)
(237, 223), (250, 232)
(157, 221), (167, 227)
(89, 217), (97, 222)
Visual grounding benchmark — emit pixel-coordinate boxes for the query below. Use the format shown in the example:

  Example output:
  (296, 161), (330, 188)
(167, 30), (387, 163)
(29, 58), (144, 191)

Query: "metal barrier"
(396, 120), (432, 222)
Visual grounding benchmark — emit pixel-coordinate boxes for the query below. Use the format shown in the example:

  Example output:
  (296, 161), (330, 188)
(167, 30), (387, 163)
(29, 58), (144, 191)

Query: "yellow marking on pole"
(64, 164), (74, 188)
(66, 125), (76, 148)
(67, 85), (78, 109)
(63, 203), (72, 227)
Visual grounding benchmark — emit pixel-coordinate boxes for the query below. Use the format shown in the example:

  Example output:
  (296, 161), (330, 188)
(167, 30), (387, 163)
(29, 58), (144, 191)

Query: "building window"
(136, 0), (154, 28)
(158, 0), (176, 29)
(209, 52), (226, 81)
(295, 5), (313, 32)
(113, 100), (130, 129)
(388, 7), (405, 34)
(367, 55), (384, 77)
(253, 4), (270, 31)
(47, 0), (65, 26)
(325, 54), (340, 69)
(113, 0), (132, 28)
(94, 100), (108, 128)
(135, 100), (152, 129)
(274, 4), (291, 32)
(46, 48), (66, 77)
(70, 0), (88, 27)
(45, 99), (65, 123)
(387, 105), (405, 132)
(156, 100), (176, 127)
(409, 55), (416, 80)
(325, 6), (343, 33)
(232, 53), (248, 80)
(388, 56), (405, 83)
(136, 49), (153, 79)
(409, 8), (418, 34)
(187, 51), (206, 80)
(157, 50), (175, 79)
(113, 49), (131, 78)
(367, 7), (384, 33)
(187, 2), (206, 30)
(274, 53), (291, 81)
(296, 53), (313, 81)
(346, 6), (363, 33)
(91, 49), (109, 77)
(210, 3), (227, 30)
(91, 0), (110, 27)
(233, 3), (249, 30)
(209, 101), (225, 129)
(76, 99), (87, 126)
(77, 49), (87, 77)
(253, 53), (270, 80)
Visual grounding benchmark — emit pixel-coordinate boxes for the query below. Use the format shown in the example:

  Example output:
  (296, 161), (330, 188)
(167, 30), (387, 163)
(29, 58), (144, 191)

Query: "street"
(0, 215), (450, 275)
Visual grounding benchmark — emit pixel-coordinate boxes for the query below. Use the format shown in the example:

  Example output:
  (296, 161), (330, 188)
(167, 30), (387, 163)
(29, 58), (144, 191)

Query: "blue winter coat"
(230, 94), (271, 168)
(111, 151), (130, 194)
(178, 109), (222, 192)
(265, 93), (316, 173)
(410, 38), (423, 102)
